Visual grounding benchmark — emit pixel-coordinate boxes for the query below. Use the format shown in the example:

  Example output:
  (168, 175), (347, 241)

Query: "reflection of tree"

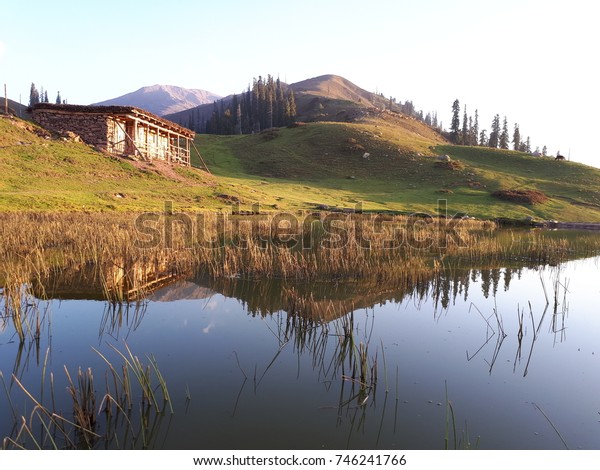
(467, 268), (570, 377)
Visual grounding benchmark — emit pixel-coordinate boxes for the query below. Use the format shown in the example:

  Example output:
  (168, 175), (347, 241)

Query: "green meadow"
(2, 114), (600, 221)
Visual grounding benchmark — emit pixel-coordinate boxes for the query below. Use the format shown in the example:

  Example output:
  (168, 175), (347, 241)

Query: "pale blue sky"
(1, 0), (598, 167)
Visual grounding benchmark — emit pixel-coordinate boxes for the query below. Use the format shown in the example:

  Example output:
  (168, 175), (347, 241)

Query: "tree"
(471, 109), (479, 146)
(479, 129), (488, 146)
(461, 105), (468, 145)
(512, 123), (521, 151)
(29, 83), (40, 107)
(542, 145), (548, 156)
(499, 116), (509, 149)
(200, 73), (298, 136)
(450, 99), (460, 143)
(56, 91), (62, 104)
(488, 114), (500, 148)
(286, 89), (296, 124)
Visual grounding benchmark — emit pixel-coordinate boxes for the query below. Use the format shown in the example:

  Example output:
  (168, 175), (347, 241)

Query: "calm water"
(2, 253), (600, 449)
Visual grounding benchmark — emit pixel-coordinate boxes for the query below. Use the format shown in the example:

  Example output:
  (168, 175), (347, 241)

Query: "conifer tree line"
(28, 82), (65, 107)
(449, 99), (546, 155)
(195, 75), (297, 135)
(385, 96), (443, 131)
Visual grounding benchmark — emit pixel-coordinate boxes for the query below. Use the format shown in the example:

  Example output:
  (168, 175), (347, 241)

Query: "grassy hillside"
(197, 117), (600, 221)
(0, 116), (231, 211)
(2, 113), (600, 221)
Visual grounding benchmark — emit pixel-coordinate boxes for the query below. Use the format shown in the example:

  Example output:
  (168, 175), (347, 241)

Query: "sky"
(1, 0), (599, 167)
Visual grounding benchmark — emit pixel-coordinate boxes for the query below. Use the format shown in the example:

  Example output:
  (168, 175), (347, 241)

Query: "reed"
(444, 381), (479, 450)
(1, 283), (44, 344)
(65, 366), (97, 448)
(2, 211), (598, 304)
(1, 344), (172, 449)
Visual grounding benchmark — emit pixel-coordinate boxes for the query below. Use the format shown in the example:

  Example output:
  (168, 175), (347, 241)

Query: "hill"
(2, 91), (600, 221)
(93, 85), (221, 117)
(196, 117), (600, 221)
(0, 115), (222, 211)
(289, 74), (390, 122)
(165, 74), (391, 130)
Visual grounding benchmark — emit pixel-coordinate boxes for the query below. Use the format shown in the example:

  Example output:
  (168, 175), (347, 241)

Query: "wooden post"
(186, 137), (190, 166)
(133, 119), (138, 156)
(167, 131), (172, 164)
(145, 122), (149, 160)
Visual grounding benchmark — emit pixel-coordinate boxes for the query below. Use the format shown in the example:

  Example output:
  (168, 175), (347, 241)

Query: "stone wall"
(32, 110), (110, 151)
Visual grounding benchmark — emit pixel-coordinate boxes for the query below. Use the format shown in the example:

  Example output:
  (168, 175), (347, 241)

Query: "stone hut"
(32, 103), (195, 166)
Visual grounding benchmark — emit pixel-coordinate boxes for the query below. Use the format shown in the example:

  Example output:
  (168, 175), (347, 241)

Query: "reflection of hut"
(32, 103), (194, 165)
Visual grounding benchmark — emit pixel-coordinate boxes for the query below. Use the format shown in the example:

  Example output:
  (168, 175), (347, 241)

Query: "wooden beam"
(115, 120), (146, 159)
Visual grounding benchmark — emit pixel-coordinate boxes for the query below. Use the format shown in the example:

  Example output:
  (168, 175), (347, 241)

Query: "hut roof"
(32, 103), (195, 138)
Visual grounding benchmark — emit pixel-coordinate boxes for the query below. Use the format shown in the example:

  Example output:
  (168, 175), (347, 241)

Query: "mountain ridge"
(92, 84), (221, 117)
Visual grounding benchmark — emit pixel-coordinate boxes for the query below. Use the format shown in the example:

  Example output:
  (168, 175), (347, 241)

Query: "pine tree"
(251, 78), (260, 132)
(468, 116), (473, 145)
(43, 90), (49, 103)
(542, 145), (548, 156)
(29, 83), (40, 107)
(235, 103), (242, 135)
(461, 105), (468, 145)
(450, 99), (460, 143)
(525, 137), (531, 153)
(56, 91), (62, 104)
(265, 86), (274, 129)
(479, 129), (488, 146)
(512, 123), (521, 151)
(286, 89), (296, 124)
(488, 114), (500, 148)
(499, 116), (509, 149)
(472, 110), (479, 146)
(275, 78), (285, 127)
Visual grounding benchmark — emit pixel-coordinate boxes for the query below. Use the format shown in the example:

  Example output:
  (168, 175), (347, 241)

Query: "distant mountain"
(165, 74), (389, 131)
(92, 85), (221, 117)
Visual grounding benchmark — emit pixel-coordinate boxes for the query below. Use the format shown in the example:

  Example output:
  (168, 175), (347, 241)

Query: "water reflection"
(2, 242), (600, 448)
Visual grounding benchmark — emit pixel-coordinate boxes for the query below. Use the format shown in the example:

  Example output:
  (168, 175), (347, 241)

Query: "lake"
(2, 227), (600, 449)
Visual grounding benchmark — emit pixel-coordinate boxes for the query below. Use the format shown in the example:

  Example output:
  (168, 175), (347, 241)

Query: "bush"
(491, 189), (549, 205)
(435, 160), (464, 171)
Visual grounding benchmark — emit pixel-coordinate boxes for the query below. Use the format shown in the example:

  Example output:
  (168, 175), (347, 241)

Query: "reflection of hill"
(191, 266), (520, 322)
(147, 281), (214, 302)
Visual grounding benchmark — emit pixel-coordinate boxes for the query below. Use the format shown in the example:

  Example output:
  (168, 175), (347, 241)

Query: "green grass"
(197, 122), (600, 221)
(3, 114), (600, 221)
(0, 117), (218, 212)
